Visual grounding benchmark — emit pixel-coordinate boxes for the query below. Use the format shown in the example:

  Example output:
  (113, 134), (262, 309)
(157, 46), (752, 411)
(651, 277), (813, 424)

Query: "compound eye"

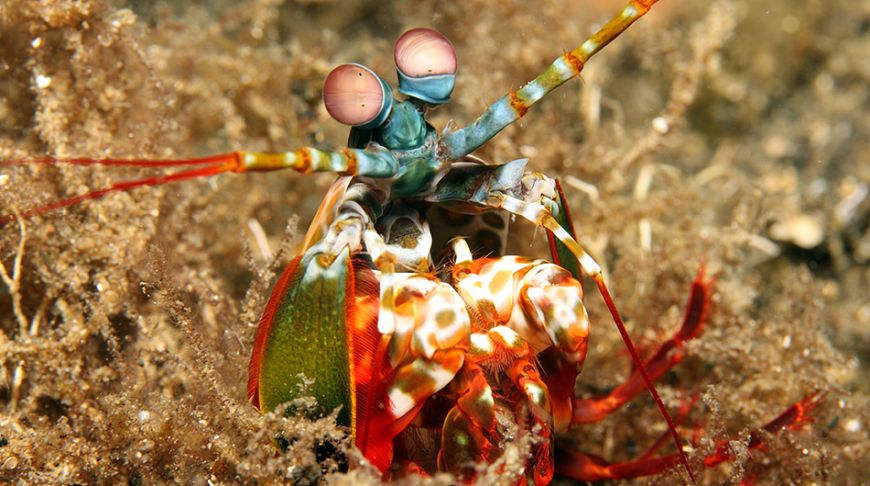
(394, 28), (457, 78)
(394, 28), (457, 104)
(322, 63), (392, 128)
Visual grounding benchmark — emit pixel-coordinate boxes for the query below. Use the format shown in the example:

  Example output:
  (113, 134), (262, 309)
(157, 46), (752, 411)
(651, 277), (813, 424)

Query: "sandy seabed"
(0, 0), (867, 484)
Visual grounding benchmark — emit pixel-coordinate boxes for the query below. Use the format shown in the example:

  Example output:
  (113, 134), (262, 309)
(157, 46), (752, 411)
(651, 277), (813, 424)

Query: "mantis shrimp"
(0, 0), (825, 483)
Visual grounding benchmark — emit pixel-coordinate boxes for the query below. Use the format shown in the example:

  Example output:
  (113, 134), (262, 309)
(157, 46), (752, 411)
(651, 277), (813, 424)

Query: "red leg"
(557, 392), (824, 481)
(701, 391), (824, 468)
(572, 269), (712, 424)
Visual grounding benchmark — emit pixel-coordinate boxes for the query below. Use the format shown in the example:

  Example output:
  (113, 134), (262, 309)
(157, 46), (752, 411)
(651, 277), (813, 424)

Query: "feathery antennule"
(0, 154), (242, 224)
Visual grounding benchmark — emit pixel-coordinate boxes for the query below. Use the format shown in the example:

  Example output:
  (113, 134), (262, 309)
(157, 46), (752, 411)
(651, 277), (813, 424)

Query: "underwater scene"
(0, 0), (867, 484)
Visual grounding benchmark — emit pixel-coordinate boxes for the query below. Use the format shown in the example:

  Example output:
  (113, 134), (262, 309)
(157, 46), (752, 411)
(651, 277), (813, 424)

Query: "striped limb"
(362, 203), (435, 390)
(342, 266), (472, 474)
(1, 144), (399, 223)
(480, 190), (696, 483)
(307, 188), (438, 460)
(441, 0), (660, 159)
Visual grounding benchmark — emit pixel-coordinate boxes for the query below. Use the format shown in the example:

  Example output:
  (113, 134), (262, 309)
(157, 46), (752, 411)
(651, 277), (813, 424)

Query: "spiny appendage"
(557, 390), (824, 480)
(450, 243), (592, 484)
(437, 362), (500, 479)
(442, 0), (661, 159)
(556, 392), (825, 481)
(507, 353), (556, 485)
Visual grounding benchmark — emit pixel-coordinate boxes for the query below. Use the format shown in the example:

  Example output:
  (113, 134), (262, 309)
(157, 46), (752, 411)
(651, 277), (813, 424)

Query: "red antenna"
(0, 154), (241, 224)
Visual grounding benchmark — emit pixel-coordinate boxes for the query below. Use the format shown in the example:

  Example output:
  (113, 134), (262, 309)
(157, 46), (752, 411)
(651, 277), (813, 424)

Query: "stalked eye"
(395, 28), (457, 78)
(322, 63), (393, 128)
(394, 28), (457, 105)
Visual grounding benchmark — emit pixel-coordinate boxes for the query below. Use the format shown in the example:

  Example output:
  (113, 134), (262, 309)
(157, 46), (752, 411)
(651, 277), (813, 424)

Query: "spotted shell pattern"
(394, 28), (457, 78)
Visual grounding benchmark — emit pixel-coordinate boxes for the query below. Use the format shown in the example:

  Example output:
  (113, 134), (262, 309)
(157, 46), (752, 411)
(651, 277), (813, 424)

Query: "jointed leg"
(556, 393), (825, 481)
(573, 268), (711, 423)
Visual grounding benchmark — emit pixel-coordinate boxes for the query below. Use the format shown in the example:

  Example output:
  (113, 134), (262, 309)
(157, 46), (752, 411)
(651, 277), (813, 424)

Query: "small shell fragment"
(769, 213), (825, 249)
(35, 74), (51, 89)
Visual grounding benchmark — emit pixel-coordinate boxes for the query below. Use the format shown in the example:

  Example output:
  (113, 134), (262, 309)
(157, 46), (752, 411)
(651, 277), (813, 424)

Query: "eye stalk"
(322, 63), (393, 129)
(394, 28), (457, 105)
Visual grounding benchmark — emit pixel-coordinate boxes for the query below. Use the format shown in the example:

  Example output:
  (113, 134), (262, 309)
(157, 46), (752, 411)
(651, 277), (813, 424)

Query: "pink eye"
(394, 28), (456, 78)
(322, 63), (391, 127)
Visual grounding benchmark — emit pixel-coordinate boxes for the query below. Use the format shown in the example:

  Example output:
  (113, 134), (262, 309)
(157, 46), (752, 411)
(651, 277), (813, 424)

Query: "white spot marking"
(581, 39), (598, 56)
(479, 385), (495, 407)
(521, 81), (546, 104)
(389, 388), (417, 418)
(428, 364), (457, 390)
(525, 382), (544, 404)
(493, 326), (521, 347)
(552, 57), (575, 78)
(471, 333), (494, 354)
